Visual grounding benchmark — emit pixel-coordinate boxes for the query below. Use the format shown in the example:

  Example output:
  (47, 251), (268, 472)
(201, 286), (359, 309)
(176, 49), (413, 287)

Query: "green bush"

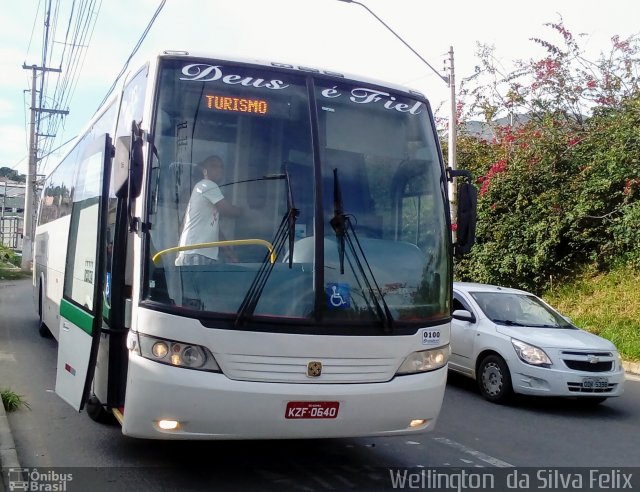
(0, 244), (20, 267)
(1, 388), (31, 412)
(453, 22), (640, 293)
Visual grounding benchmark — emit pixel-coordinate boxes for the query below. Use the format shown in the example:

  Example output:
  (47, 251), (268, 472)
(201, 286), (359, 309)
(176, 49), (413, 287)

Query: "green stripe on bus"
(60, 298), (94, 335)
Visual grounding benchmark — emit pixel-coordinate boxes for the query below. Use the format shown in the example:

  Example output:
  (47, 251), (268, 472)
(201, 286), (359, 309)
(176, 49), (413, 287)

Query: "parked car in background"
(450, 282), (625, 404)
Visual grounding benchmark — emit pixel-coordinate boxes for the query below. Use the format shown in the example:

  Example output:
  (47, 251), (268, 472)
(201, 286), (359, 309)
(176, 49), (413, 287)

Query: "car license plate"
(581, 377), (608, 389)
(285, 401), (339, 419)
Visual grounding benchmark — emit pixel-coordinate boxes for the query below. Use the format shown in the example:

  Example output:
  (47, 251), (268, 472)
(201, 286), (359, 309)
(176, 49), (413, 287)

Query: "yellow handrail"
(152, 239), (276, 265)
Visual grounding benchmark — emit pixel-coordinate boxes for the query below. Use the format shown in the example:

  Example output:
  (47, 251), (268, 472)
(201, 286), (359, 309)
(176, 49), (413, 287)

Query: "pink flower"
(568, 138), (581, 147)
(478, 160), (508, 196)
(623, 179), (639, 196)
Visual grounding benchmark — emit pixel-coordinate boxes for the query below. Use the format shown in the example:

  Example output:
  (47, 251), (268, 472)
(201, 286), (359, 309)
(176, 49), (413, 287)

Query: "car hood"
(495, 325), (616, 351)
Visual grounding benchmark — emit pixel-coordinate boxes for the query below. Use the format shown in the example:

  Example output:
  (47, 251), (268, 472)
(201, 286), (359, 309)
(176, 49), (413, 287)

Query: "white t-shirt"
(175, 179), (224, 263)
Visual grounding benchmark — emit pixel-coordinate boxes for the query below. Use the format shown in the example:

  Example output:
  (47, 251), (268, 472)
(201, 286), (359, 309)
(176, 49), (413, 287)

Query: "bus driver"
(175, 155), (244, 266)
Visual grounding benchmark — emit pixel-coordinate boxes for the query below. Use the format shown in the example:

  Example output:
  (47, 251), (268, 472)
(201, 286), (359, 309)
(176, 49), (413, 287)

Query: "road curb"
(0, 399), (21, 492)
(622, 360), (640, 376)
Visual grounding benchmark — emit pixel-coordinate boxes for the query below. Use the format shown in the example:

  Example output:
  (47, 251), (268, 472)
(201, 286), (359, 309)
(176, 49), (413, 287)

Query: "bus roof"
(44, 49), (431, 179)
(155, 50), (428, 101)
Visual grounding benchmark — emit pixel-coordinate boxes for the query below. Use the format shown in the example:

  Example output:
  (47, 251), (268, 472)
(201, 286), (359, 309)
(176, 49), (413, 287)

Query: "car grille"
(564, 360), (613, 372)
(567, 382), (618, 393)
(560, 351), (615, 373)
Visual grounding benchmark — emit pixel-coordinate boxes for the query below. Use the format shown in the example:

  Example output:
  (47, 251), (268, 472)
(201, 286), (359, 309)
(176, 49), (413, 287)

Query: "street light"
(337, 0), (458, 223)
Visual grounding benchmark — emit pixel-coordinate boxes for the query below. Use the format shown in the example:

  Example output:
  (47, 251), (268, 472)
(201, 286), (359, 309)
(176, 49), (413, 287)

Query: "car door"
(450, 292), (479, 375)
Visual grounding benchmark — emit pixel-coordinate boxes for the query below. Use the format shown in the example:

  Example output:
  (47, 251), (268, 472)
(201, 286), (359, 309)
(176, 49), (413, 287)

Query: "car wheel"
(86, 395), (116, 424)
(477, 354), (513, 403)
(38, 286), (52, 338)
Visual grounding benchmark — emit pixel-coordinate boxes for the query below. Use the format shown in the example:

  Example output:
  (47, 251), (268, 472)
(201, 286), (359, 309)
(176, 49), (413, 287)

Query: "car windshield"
(470, 292), (574, 328)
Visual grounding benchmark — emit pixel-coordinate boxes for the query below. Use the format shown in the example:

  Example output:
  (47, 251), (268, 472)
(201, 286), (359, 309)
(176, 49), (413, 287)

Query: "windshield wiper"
(492, 319), (527, 326)
(235, 171), (299, 326)
(329, 168), (394, 333)
(219, 173), (287, 189)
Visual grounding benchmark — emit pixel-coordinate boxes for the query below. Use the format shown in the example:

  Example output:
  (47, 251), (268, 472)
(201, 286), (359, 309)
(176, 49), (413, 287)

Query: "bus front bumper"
(120, 354), (447, 440)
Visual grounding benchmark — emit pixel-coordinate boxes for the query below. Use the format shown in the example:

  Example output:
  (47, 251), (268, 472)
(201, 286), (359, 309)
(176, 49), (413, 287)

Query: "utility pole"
(1, 180), (6, 247)
(1, 180), (6, 219)
(446, 46), (458, 242)
(21, 63), (68, 271)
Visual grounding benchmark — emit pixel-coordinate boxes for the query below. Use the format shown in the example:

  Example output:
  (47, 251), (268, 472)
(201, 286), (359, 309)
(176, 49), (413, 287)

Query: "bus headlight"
(134, 333), (221, 372)
(396, 346), (449, 375)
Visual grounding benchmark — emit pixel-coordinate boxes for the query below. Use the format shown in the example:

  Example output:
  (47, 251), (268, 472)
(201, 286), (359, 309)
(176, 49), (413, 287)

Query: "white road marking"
(432, 437), (514, 468)
(0, 352), (16, 362)
(625, 374), (640, 382)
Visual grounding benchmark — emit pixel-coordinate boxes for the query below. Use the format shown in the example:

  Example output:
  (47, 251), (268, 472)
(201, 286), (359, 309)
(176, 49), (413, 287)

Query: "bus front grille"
(219, 353), (399, 383)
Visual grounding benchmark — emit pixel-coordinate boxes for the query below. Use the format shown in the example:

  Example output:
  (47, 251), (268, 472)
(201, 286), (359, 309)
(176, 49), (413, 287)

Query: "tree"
(0, 167), (26, 183)
(453, 20), (640, 293)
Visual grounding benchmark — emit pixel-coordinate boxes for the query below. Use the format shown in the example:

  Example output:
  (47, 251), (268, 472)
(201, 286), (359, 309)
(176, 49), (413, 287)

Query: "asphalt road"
(2, 278), (639, 491)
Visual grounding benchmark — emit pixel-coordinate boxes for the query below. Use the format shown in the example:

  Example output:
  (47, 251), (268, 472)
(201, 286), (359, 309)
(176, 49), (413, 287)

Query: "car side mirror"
(452, 309), (476, 323)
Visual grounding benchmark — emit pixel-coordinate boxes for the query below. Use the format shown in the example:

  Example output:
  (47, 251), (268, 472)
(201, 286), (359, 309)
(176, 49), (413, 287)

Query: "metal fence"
(0, 216), (23, 251)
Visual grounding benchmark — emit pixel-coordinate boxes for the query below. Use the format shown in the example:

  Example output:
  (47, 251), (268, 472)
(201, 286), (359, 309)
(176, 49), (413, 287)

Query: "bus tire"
(86, 395), (116, 424)
(38, 286), (52, 338)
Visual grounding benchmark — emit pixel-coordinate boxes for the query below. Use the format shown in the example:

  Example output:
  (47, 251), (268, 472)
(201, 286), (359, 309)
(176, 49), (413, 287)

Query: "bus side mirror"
(113, 135), (131, 198)
(455, 181), (477, 257)
(129, 121), (144, 199)
(113, 121), (144, 199)
(447, 168), (477, 257)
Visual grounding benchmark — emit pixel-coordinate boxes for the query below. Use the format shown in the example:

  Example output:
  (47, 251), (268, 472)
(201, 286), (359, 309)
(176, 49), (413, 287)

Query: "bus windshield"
(145, 58), (450, 327)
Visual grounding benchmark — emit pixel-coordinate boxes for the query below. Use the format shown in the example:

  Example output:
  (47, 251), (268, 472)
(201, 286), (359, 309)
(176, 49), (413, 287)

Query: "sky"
(1, 0), (638, 177)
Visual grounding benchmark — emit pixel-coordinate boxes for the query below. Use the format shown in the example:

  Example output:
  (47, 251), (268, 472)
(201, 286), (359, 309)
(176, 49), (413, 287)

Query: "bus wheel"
(38, 287), (52, 338)
(86, 395), (116, 424)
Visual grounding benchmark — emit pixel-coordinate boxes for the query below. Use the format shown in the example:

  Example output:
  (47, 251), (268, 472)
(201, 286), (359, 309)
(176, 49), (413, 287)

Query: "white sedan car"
(450, 282), (625, 404)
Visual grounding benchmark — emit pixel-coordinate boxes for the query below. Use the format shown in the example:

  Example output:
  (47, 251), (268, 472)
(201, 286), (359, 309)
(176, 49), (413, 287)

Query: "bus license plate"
(285, 401), (339, 419)
(582, 377), (608, 389)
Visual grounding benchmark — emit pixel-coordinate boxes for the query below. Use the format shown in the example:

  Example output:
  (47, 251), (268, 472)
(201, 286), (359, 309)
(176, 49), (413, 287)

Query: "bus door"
(56, 134), (112, 411)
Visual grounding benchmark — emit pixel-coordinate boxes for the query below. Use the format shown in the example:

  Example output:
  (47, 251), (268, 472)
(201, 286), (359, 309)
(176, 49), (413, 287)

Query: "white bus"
(33, 51), (476, 439)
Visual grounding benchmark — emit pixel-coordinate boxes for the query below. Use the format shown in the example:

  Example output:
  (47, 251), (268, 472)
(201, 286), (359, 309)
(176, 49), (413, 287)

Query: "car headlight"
(614, 351), (623, 370)
(127, 331), (221, 372)
(512, 339), (552, 367)
(396, 346), (450, 375)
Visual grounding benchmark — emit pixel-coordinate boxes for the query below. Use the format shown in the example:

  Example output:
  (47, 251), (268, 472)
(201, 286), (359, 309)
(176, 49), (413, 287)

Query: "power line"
(9, 156), (27, 172)
(39, 136), (77, 162)
(36, 0), (102, 170)
(25, 0), (44, 61)
(96, 0), (166, 111)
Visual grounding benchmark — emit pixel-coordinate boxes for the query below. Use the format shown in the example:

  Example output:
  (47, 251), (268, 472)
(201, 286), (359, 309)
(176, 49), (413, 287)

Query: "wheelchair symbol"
(326, 283), (350, 309)
(330, 285), (346, 307)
